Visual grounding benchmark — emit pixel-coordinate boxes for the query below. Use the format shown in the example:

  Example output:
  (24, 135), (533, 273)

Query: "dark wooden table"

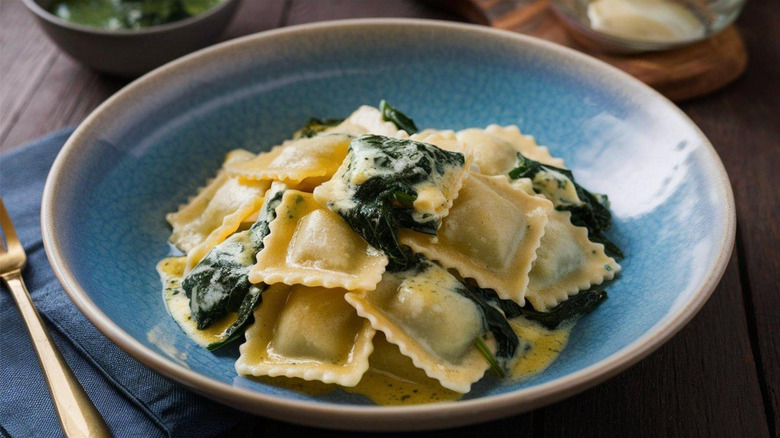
(1, 1), (777, 436)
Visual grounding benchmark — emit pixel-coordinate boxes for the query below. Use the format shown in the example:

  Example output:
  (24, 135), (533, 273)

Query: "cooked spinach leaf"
(297, 118), (344, 138)
(324, 135), (465, 271)
(182, 186), (285, 347)
(457, 276), (609, 330)
(182, 233), (258, 330)
(338, 195), (421, 271)
(380, 100), (418, 134)
(457, 281), (522, 373)
(509, 153), (623, 259)
(516, 285), (608, 329)
(206, 284), (262, 351)
(474, 283), (609, 330)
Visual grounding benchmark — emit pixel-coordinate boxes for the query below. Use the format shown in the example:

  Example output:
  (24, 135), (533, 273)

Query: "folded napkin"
(0, 130), (262, 438)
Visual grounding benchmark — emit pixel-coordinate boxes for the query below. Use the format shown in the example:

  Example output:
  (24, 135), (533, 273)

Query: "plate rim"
(40, 18), (736, 431)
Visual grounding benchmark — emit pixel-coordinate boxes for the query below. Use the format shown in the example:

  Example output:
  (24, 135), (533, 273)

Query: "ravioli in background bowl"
(41, 19), (734, 431)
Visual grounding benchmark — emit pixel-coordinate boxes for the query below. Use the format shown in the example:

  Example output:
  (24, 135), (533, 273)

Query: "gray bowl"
(22, 0), (240, 78)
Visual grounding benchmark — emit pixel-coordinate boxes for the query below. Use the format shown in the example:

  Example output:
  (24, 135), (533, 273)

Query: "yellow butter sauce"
(508, 318), (572, 380)
(243, 333), (462, 404)
(157, 257), (237, 347)
(246, 375), (336, 397)
(157, 256), (572, 405)
(243, 321), (570, 406)
(245, 322), (571, 406)
(344, 332), (462, 405)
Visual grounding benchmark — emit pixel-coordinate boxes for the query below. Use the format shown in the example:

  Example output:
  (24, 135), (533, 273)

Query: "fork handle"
(3, 272), (112, 438)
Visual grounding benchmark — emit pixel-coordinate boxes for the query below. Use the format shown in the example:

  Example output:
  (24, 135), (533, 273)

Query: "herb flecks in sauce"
(49, 0), (223, 30)
(238, 324), (571, 406)
(509, 318), (571, 380)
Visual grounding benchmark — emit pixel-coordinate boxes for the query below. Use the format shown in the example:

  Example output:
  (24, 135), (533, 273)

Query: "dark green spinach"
(457, 282), (522, 376)
(400, 261), (522, 377)
(515, 285), (608, 330)
(380, 100), (419, 134)
(182, 186), (285, 350)
(328, 135), (465, 271)
(473, 282), (609, 330)
(48, 0), (221, 30)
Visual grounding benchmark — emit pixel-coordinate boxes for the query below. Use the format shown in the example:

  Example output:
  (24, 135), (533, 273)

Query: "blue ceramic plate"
(41, 19), (734, 431)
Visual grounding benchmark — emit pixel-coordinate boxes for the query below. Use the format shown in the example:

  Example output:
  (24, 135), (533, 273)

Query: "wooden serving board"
(429, 0), (748, 101)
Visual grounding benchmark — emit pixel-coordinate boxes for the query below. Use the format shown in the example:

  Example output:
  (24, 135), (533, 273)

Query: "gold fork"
(0, 199), (112, 438)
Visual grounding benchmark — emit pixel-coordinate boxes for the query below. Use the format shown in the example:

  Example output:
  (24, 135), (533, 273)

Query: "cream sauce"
(587, 0), (706, 43)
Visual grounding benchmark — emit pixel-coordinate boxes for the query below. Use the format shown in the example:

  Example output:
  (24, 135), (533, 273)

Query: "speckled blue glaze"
(43, 20), (733, 428)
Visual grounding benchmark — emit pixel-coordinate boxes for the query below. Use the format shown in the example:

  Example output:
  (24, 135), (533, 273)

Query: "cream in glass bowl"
(551, 0), (747, 52)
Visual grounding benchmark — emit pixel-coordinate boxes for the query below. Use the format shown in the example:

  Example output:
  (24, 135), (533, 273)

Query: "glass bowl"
(551, 0), (747, 53)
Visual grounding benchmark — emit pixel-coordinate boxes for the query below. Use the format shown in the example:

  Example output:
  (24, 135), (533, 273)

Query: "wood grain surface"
(0, 1), (777, 437)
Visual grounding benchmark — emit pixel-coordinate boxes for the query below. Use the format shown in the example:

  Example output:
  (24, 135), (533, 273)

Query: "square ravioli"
(225, 134), (351, 189)
(345, 263), (492, 393)
(249, 191), (388, 290)
(236, 284), (375, 386)
(323, 105), (409, 138)
(453, 126), (566, 176)
(158, 102), (626, 403)
(167, 149), (268, 254)
(482, 125), (566, 168)
(400, 173), (553, 304)
(526, 209), (621, 311)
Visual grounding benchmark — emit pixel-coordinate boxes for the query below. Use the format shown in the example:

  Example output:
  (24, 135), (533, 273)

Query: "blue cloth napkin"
(0, 129), (262, 438)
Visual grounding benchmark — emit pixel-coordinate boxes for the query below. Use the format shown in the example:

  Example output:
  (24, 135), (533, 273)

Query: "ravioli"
(482, 125), (566, 168)
(455, 126), (567, 177)
(160, 102), (624, 402)
(455, 129), (520, 176)
(324, 105), (410, 138)
(526, 210), (621, 311)
(346, 263), (492, 393)
(181, 183), (287, 335)
(313, 135), (470, 270)
(249, 191), (388, 291)
(410, 129), (473, 160)
(167, 149), (267, 253)
(400, 173), (553, 304)
(314, 135), (469, 228)
(225, 134), (351, 190)
(236, 284), (375, 386)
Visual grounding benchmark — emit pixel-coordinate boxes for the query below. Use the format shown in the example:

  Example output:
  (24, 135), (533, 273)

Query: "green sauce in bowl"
(48, 0), (223, 30)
